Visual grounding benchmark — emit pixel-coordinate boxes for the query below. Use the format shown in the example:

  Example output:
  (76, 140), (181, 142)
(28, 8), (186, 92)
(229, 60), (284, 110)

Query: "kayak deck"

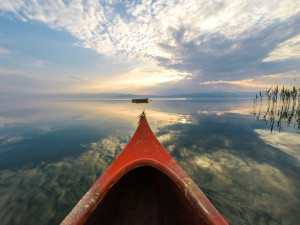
(61, 112), (228, 225)
(84, 166), (200, 225)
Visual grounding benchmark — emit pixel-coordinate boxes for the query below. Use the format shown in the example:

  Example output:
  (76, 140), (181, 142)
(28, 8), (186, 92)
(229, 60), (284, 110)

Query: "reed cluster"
(253, 86), (300, 132)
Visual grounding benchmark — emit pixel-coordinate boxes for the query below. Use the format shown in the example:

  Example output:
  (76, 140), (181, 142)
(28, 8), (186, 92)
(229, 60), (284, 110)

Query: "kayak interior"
(83, 166), (202, 225)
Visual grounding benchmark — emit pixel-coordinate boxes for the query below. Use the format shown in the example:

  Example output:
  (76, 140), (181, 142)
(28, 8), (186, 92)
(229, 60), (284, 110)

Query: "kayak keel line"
(61, 112), (229, 225)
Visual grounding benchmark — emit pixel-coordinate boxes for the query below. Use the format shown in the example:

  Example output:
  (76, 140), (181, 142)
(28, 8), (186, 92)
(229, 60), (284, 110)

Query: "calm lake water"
(0, 98), (299, 225)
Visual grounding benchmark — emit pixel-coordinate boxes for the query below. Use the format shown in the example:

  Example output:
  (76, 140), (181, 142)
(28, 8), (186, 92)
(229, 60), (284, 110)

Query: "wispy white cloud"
(263, 34), (300, 62)
(23, 58), (50, 68)
(199, 79), (259, 87)
(198, 72), (300, 91)
(0, 67), (44, 92)
(0, 46), (11, 55)
(0, 66), (90, 93)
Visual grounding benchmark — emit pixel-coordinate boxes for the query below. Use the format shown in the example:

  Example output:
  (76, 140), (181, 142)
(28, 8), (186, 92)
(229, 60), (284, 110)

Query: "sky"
(0, 0), (300, 95)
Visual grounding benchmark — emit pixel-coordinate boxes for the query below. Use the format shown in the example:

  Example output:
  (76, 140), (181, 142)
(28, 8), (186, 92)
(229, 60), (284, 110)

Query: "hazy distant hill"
(47, 92), (255, 99)
(163, 92), (255, 99)
(0, 91), (256, 100)
(84, 92), (255, 99)
(82, 93), (149, 99)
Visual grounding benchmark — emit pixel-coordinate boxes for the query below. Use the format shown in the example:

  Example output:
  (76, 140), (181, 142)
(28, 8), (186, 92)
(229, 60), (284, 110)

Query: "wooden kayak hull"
(61, 112), (228, 225)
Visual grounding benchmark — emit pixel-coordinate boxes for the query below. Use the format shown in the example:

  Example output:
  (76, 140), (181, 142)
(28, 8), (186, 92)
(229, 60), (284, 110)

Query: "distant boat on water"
(132, 98), (149, 103)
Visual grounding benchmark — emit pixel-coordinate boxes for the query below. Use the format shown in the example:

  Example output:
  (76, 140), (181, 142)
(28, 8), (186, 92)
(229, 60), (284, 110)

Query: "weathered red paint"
(61, 112), (229, 225)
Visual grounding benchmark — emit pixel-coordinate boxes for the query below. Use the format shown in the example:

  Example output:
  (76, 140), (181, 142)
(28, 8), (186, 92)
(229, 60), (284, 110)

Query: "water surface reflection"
(0, 98), (299, 225)
(156, 117), (300, 225)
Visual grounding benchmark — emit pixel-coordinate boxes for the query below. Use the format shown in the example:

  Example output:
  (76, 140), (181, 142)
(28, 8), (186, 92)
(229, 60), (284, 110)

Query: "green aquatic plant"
(253, 86), (300, 133)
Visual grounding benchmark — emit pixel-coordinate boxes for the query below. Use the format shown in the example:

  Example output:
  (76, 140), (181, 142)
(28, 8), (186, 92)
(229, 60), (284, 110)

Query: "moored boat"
(132, 98), (149, 103)
(61, 112), (228, 225)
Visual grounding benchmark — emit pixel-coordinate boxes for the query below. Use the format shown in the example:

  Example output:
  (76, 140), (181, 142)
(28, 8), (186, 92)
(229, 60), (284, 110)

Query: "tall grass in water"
(253, 86), (300, 132)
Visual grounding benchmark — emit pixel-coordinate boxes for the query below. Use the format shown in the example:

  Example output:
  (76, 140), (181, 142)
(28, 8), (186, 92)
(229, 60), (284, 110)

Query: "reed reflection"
(253, 86), (300, 132)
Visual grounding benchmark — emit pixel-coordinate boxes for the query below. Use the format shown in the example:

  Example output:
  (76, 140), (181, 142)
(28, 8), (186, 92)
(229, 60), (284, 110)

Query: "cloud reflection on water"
(255, 129), (300, 162)
(197, 106), (253, 116)
(192, 151), (298, 225)
(0, 135), (25, 146)
(0, 134), (131, 225)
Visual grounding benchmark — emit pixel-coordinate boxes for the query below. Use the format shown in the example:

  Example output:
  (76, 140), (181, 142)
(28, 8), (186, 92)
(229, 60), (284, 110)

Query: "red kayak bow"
(61, 112), (228, 225)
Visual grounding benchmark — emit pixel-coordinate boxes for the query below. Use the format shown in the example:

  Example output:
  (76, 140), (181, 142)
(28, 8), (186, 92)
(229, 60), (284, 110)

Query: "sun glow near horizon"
(84, 67), (192, 94)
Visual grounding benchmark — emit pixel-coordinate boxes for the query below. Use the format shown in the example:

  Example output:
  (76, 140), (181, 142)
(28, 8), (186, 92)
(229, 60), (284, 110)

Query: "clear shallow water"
(0, 98), (299, 225)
